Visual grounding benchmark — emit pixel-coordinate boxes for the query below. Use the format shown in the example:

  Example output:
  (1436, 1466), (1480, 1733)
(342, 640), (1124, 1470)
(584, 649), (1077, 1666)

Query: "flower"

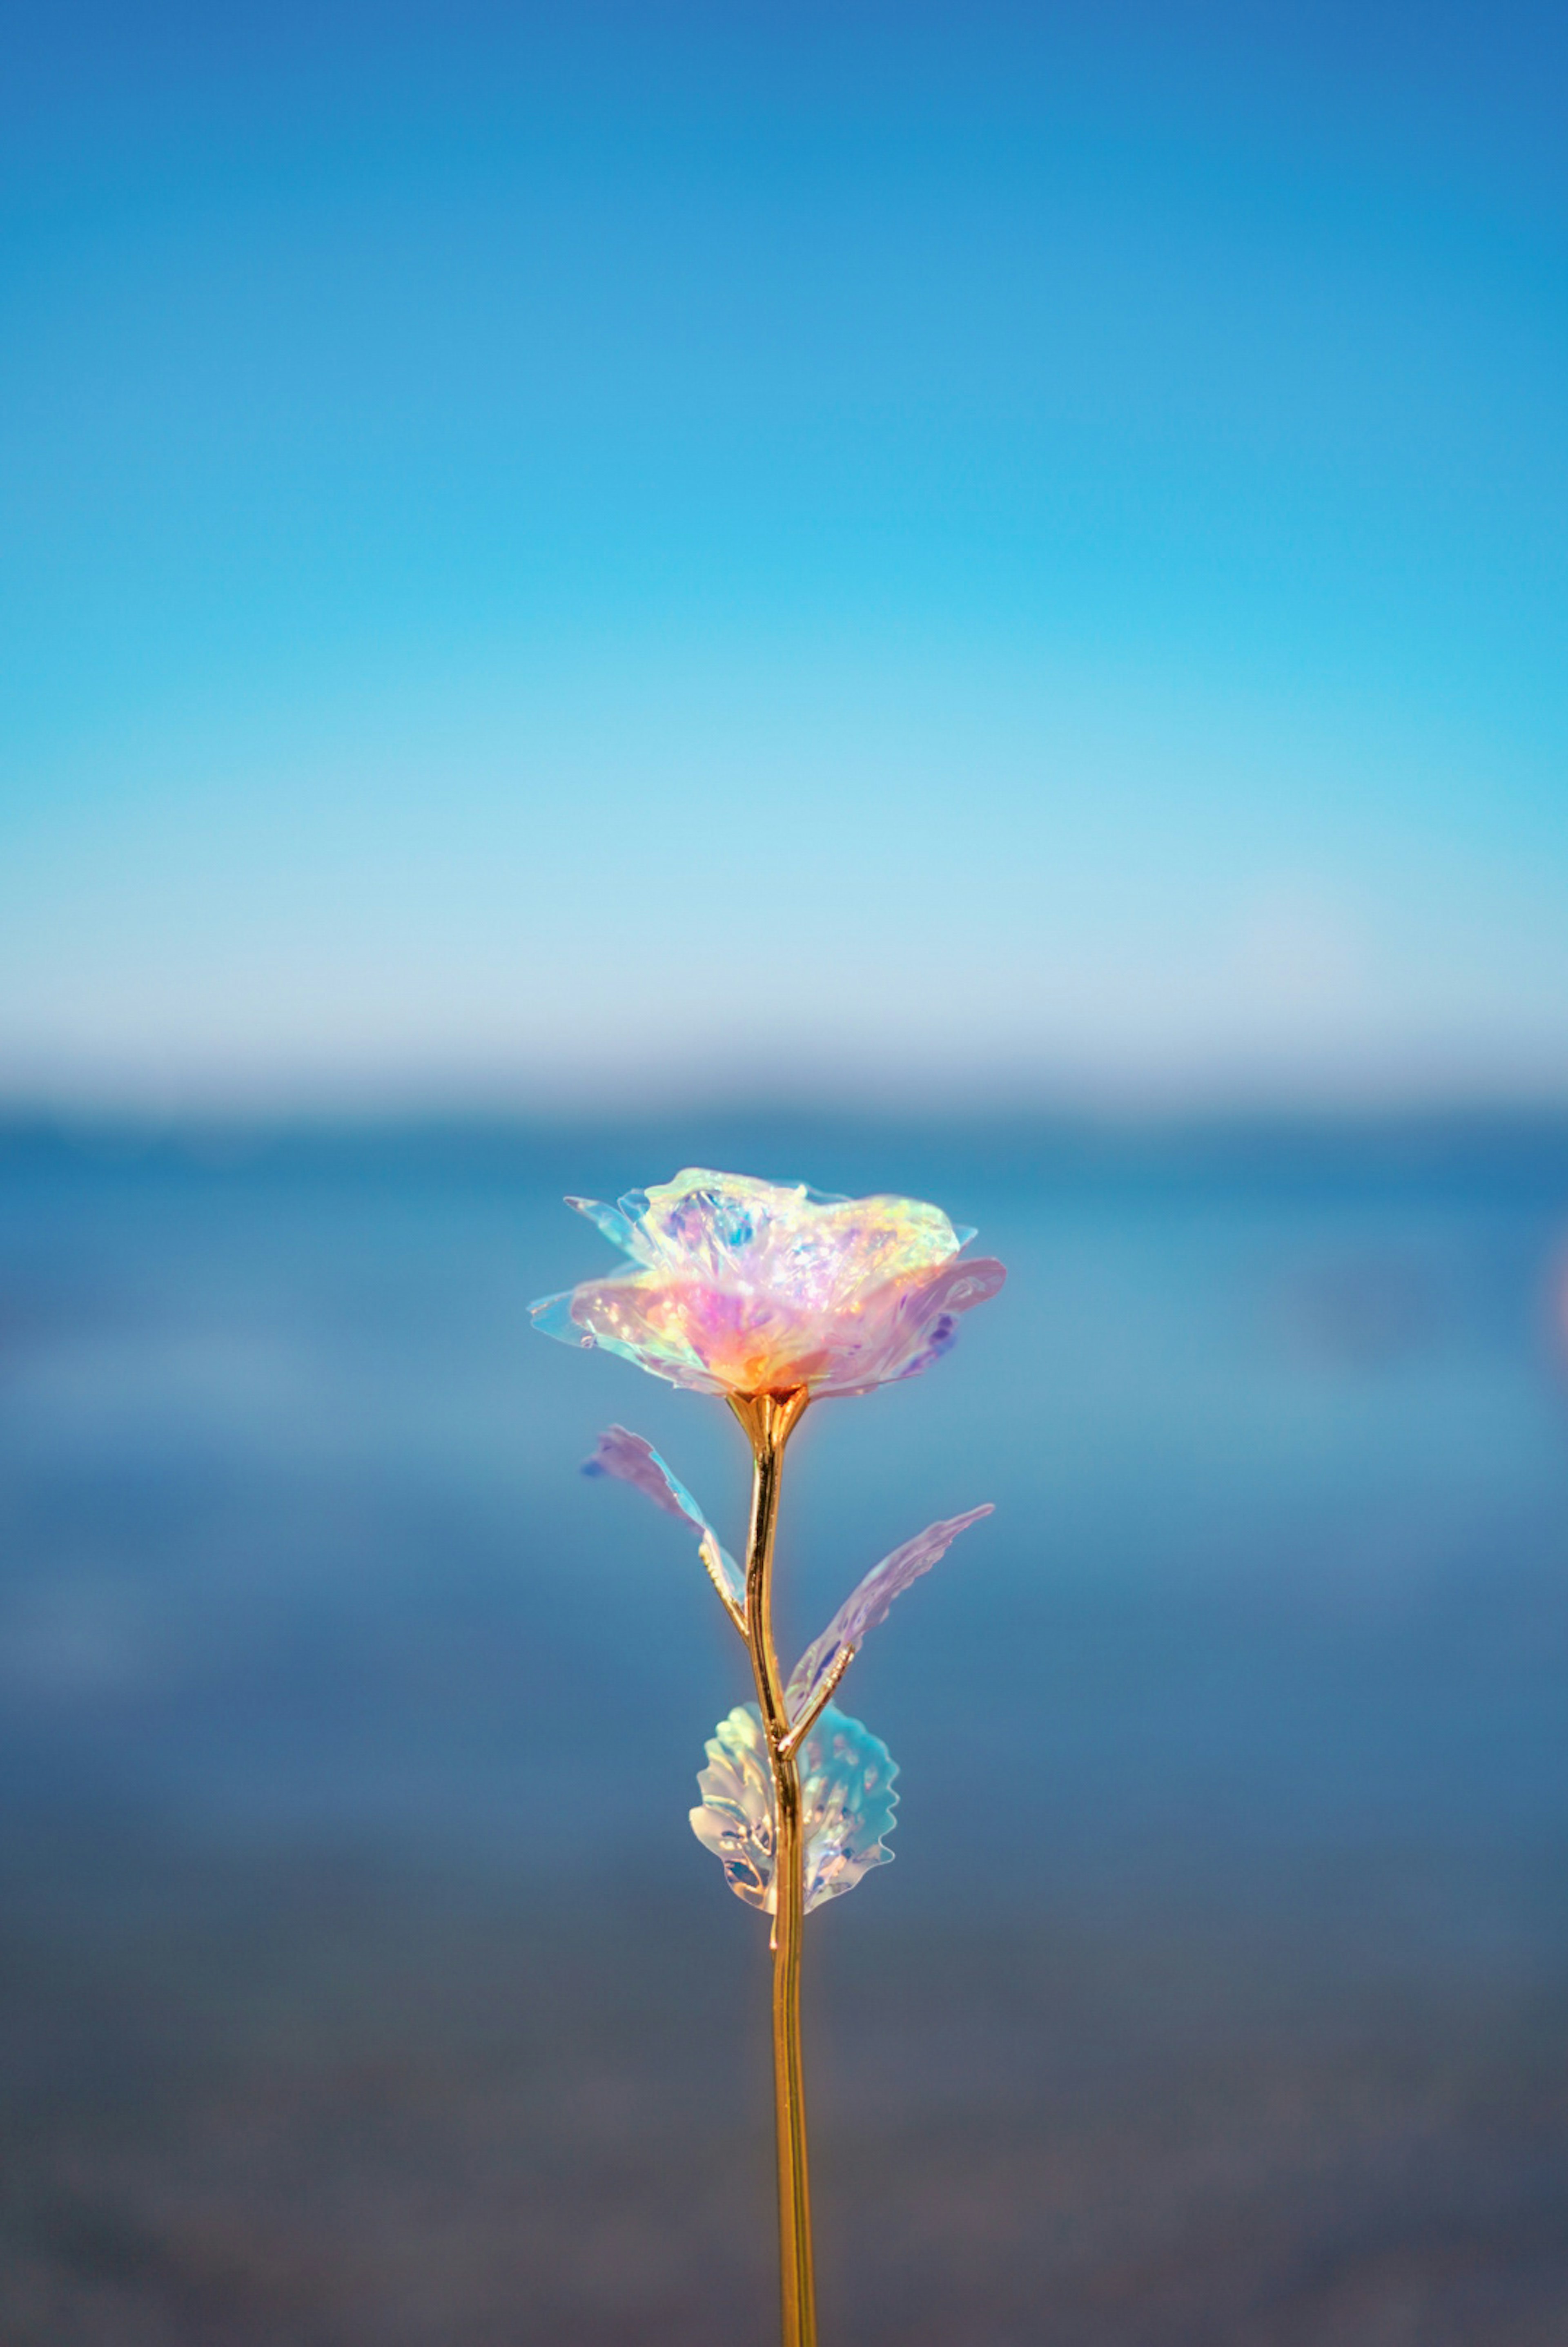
(531, 1167), (1005, 1398)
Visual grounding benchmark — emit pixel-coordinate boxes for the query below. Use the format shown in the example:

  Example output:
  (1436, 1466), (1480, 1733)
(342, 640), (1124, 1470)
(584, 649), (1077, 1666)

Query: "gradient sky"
(3, 2), (1566, 1108)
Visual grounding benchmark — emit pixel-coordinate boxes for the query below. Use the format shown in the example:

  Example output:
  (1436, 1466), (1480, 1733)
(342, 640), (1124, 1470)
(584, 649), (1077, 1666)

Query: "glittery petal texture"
(690, 1703), (899, 1914)
(531, 1168), (1005, 1399)
(785, 1504), (994, 1721)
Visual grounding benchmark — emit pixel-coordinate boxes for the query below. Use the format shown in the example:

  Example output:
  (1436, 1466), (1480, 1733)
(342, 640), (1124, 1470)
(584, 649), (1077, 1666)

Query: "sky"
(2, 1), (1566, 1111)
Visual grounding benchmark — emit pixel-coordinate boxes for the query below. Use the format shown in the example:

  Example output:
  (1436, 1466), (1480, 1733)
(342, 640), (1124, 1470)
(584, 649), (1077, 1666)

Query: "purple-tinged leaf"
(786, 1506), (993, 1719)
(581, 1425), (744, 1610)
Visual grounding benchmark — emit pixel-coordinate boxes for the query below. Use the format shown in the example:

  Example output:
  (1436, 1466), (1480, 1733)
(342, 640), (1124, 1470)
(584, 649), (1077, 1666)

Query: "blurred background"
(3, 4), (1568, 2341)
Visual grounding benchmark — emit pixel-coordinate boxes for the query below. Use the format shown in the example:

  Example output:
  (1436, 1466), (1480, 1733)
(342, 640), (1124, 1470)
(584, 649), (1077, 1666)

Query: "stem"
(781, 1644), (854, 1760)
(729, 1387), (817, 2347)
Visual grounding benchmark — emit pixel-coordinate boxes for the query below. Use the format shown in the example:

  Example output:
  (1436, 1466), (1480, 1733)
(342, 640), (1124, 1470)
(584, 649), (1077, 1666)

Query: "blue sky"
(3, 2), (1566, 1109)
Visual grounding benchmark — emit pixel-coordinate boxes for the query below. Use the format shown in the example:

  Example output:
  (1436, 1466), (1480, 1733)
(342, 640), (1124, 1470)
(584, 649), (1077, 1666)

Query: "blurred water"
(6, 1113), (1568, 2344)
(3, 1111), (1566, 1957)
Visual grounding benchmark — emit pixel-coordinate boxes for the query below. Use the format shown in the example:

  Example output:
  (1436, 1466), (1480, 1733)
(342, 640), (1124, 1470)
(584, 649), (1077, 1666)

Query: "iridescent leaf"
(689, 1702), (898, 1915)
(785, 1506), (993, 1720)
(581, 1425), (744, 1612)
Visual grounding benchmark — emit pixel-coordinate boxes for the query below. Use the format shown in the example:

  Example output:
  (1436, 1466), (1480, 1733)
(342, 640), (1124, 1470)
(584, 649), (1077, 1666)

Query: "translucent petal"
(537, 1273), (717, 1388)
(785, 1505), (993, 1719)
(565, 1195), (644, 1260)
(581, 1425), (744, 1611)
(689, 1703), (898, 1914)
(532, 1168), (1005, 1400)
(530, 1287), (595, 1350)
(807, 1254), (1008, 1397)
(533, 1250), (1005, 1398)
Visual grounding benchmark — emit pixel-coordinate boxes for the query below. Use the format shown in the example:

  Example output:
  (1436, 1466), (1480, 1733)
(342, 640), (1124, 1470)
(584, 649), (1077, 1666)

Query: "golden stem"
(780, 1643), (854, 1759)
(729, 1386), (817, 2347)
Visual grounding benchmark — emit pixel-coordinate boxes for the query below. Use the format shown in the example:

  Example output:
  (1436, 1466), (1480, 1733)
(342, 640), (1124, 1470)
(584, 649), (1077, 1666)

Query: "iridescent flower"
(535, 1163), (1005, 2347)
(531, 1166), (1004, 1397)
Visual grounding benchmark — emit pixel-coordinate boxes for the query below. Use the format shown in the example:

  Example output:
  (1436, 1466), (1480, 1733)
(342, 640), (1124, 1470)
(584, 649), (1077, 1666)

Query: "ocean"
(4, 1111), (1567, 2343)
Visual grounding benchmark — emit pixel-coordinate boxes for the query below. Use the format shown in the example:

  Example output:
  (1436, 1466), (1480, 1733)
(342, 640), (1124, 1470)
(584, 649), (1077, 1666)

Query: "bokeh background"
(4, 6), (1568, 2342)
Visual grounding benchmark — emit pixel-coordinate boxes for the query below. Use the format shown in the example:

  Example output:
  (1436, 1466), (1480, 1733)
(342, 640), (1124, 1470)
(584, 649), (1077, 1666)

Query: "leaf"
(785, 1505), (993, 1720)
(689, 1703), (898, 1915)
(581, 1425), (745, 1612)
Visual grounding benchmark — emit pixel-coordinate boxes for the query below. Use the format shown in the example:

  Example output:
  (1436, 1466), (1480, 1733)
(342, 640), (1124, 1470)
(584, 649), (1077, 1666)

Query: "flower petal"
(806, 1254), (1009, 1397)
(786, 1505), (994, 1719)
(532, 1171), (1005, 1400)
(564, 1194), (645, 1260)
(633, 1169), (959, 1303)
(532, 1272), (721, 1390)
(581, 1425), (744, 1610)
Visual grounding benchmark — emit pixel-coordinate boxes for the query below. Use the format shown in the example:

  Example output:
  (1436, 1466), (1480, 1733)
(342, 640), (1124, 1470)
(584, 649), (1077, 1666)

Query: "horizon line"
(6, 1080), (1568, 1138)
